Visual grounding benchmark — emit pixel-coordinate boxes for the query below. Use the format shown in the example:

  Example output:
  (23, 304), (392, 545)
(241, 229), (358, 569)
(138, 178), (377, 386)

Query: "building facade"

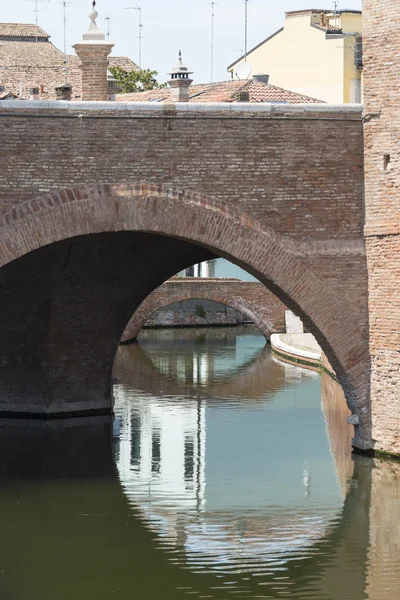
(228, 9), (363, 104)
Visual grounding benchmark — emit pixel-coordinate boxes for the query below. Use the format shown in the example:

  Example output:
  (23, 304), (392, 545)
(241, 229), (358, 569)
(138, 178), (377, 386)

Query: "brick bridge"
(121, 278), (285, 343)
(0, 37), (398, 459)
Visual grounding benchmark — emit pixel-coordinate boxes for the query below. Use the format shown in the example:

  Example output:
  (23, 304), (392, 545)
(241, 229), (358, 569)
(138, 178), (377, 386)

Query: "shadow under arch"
(0, 182), (370, 449)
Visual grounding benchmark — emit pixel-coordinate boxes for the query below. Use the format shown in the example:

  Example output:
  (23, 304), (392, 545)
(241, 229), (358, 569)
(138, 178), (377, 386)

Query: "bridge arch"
(0, 182), (370, 450)
(121, 280), (285, 343)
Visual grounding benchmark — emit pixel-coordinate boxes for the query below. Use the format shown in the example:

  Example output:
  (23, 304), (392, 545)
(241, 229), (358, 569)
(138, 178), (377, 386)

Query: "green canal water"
(0, 326), (398, 599)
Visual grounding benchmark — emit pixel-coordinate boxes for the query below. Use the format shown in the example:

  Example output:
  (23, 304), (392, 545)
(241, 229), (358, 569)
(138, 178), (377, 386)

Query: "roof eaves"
(227, 27), (284, 71)
(188, 90), (206, 100)
(285, 9), (329, 17)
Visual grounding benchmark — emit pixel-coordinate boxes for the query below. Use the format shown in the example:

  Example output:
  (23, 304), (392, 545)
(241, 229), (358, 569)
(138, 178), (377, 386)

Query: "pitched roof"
(116, 79), (323, 104)
(0, 90), (18, 100)
(0, 23), (49, 39)
(0, 22), (139, 100)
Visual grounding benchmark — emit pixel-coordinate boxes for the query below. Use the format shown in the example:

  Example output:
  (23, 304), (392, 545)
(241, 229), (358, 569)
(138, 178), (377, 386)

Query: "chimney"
(29, 87), (40, 100)
(107, 67), (118, 101)
(168, 51), (193, 102)
(55, 83), (72, 101)
(253, 73), (270, 84)
(73, 2), (114, 101)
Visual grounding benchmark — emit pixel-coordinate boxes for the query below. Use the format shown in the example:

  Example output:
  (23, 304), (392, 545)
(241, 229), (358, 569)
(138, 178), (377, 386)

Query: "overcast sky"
(4, 0), (362, 83)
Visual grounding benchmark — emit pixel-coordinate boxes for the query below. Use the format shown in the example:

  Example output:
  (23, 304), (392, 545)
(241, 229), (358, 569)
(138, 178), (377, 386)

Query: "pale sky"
(3, 0), (362, 83)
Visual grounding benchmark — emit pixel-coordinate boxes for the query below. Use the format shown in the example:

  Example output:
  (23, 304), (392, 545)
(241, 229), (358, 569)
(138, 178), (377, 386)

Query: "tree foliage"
(110, 67), (166, 94)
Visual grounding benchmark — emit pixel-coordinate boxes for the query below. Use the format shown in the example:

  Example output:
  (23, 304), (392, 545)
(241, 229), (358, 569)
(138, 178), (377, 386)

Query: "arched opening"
(0, 183), (371, 449)
(121, 289), (285, 343)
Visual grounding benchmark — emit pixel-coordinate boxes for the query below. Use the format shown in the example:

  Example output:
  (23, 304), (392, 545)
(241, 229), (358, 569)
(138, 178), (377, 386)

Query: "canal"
(0, 326), (398, 599)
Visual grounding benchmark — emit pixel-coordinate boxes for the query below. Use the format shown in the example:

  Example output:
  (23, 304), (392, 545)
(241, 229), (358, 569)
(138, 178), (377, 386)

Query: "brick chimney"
(55, 83), (72, 101)
(168, 51), (193, 102)
(29, 87), (39, 100)
(73, 2), (114, 101)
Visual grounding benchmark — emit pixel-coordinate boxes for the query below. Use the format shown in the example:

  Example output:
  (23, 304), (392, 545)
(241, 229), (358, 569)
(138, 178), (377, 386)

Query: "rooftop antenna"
(209, 1), (217, 83)
(244, 0), (249, 62)
(18, 0), (50, 65)
(58, 0), (73, 82)
(332, 0), (340, 27)
(124, 5), (143, 68)
(33, 0), (50, 26)
(105, 16), (111, 41)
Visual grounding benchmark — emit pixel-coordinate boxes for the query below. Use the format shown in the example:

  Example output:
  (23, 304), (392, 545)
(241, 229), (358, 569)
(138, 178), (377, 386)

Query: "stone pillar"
(73, 3), (114, 102)
(363, 0), (400, 455)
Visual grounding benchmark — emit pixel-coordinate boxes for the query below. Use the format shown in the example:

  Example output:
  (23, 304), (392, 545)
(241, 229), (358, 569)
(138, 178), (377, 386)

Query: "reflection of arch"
(121, 279), (285, 342)
(0, 182), (370, 449)
(0, 418), (375, 599)
(114, 338), (300, 400)
(115, 393), (370, 599)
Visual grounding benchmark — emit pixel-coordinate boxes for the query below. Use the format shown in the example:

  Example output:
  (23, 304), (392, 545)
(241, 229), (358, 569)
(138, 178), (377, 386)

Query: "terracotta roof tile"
(0, 23), (49, 38)
(117, 79), (323, 104)
(0, 23), (139, 100)
(109, 56), (139, 71)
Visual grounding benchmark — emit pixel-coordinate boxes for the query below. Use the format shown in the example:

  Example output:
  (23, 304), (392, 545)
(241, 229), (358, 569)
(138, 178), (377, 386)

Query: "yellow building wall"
(229, 12), (363, 104)
(341, 13), (363, 103)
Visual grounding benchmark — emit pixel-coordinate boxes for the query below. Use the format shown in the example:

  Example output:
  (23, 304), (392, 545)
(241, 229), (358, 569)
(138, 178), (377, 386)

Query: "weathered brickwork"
(121, 278), (286, 342)
(73, 44), (113, 102)
(363, 0), (400, 454)
(0, 101), (372, 450)
(141, 299), (247, 329)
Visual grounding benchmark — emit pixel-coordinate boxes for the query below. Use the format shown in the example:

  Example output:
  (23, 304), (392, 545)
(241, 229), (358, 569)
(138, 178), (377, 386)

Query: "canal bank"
(271, 333), (337, 379)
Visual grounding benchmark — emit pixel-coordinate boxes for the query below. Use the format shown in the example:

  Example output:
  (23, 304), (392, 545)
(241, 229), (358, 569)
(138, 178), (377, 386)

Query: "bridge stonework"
(121, 278), (286, 343)
(0, 98), (378, 453)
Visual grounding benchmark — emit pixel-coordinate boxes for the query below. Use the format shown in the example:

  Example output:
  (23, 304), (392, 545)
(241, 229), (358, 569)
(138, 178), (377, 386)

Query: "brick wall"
(139, 299), (246, 330)
(121, 278), (286, 342)
(363, 0), (400, 454)
(0, 102), (371, 449)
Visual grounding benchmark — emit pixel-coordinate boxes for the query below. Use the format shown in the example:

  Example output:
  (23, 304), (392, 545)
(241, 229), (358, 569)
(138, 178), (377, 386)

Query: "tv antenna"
(332, 0), (340, 27)
(58, 0), (73, 82)
(33, 0), (50, 26)
(244, 0), (249, 62)
(209, 1), (217, 83)
(105, 16), (111, 41)
(18, 0), (50, 64)
(124, 5), (143, 68)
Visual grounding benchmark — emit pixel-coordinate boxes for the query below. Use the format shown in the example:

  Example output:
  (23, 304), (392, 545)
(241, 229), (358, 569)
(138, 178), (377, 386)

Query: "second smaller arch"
(121, 277), (286, 343)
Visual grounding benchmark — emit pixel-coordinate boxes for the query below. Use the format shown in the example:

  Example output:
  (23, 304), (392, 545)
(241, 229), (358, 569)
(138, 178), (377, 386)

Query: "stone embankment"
(271, 333), (336, 378)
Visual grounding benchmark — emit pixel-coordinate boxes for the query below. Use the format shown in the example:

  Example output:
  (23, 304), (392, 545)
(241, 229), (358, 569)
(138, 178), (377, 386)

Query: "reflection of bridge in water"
(114, 343), (354, 573)
(114, 327), (317, 401)
(113, 331), (371, 594)
(0, 412), (396, 598)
